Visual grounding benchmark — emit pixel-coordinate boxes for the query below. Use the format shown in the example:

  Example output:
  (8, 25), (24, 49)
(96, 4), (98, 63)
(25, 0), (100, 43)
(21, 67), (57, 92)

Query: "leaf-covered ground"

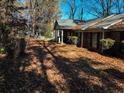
(0, 39), (124, 93)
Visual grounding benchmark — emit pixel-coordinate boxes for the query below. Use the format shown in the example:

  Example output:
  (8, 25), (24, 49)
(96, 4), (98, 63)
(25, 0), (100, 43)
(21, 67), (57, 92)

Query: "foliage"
(100, 38), (115, 49)
(0, 0), (27, 58)
(27, 0), (59, 37)
(68, 36), (78, 45)
(0, 47), (5, 54)
(44, 30), (53, 38)
(0, 24), (11, 31)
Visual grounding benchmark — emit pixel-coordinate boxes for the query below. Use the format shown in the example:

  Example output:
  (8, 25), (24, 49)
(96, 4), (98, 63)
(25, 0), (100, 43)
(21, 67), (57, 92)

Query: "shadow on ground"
(0, 41), (57, 93)
(44, 41), (124, 93)
(0, 40), (123, 93)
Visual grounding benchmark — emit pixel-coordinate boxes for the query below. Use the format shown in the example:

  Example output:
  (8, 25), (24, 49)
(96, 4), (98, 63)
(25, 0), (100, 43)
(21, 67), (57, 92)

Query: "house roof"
(55, 20), (84, 30)
(57, 20), (77, 26)
(81, 17), (104, 30)
(55, 13), (124, 31)
(109, 20), (124, 30)
(83, 13), (124, 30)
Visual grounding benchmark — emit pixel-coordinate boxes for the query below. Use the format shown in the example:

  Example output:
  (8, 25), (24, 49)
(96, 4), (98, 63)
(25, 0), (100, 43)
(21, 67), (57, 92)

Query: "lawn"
(0, 39), (124, 93)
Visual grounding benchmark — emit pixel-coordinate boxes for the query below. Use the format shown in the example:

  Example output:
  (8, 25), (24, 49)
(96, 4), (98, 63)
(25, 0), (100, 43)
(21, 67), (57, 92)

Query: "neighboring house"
(54, 13), (124, 53)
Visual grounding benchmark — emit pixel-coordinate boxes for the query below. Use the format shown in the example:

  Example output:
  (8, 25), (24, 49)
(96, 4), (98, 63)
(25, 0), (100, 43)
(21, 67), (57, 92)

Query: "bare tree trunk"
(87, 0), (113, 18)
(65, 0), (77, 20)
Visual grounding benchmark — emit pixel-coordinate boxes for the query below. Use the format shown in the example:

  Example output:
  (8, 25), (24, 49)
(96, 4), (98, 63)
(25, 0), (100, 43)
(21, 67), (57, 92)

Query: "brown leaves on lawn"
(0, 39), (124, 93)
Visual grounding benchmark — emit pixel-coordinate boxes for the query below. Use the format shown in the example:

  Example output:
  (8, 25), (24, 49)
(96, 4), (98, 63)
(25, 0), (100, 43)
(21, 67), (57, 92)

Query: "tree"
(79, 0), (84, 20)
(25, 0), (59, 37)
(0, 0), (27, 58)
(86, 0), (114, 17)
(62, 0), (77, 19)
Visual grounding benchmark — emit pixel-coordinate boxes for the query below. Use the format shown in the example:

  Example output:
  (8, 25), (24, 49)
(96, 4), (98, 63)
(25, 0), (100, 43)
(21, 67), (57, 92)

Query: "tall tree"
(87, 0), (113, 17)
(0, 0), (27, 58)
(25, 0), (59, 37)
(62, 0), (77, 19)
(79, 0), (84, 20)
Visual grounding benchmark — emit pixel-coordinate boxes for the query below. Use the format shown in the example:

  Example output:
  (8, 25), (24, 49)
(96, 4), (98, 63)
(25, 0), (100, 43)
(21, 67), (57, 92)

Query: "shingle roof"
(55, 13), (124, 31)
(57, 20), (77, 27)
(83, 13), (124, 30)
(55, 20), (83, 30)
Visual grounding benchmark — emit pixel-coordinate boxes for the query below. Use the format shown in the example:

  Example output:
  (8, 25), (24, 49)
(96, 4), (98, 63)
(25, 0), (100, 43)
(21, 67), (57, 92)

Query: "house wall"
(103, 31), (122, 56)
(63, 30), (81, 44)
(62, 29), (124, 55)
(80, 31), (123, 52)
(80, 32), (102, 51)
(63, 30), (71, 43)
(120, 32), (124, 41)
(63, 31), (68, 43)
(83, 32), (92, 48)
(63, 30), (102, 51)
(104, 32), (121, 42)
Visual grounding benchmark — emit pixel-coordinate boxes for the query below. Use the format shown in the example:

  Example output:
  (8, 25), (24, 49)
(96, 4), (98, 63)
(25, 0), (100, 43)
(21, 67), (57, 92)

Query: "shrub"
(44, 30), (53, 38)
(68, 36), (78, 45)
(100, 38), (115, 49)
(0, 47), (5, 54)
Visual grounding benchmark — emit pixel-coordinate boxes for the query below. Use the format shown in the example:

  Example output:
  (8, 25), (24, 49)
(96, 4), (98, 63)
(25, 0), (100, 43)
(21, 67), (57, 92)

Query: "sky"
(59, 0), (97, 20)
(59, 0), (99, 20)
(59, 0), (124, 20)
(17, 0), (25, 2)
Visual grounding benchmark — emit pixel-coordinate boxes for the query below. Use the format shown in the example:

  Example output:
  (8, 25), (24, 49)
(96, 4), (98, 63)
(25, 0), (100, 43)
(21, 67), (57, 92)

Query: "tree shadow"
(104, 69), (124, 80)
(0, 40), (124, 93)
(0, 42), (57, 93)
(44, 43), (124, 93)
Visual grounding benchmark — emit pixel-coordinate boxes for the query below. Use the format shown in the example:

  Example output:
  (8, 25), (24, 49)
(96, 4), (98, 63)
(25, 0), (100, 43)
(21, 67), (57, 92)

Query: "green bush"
(44, 30), (53, 38)
(68, 36), (78, 45)
(100, 38), (115, 49)
(0, 48), (5, 54)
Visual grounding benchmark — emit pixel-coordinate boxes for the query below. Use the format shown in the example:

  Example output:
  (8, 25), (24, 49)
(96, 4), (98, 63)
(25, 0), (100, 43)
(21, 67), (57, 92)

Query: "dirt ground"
(0, 39), (124, 93)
